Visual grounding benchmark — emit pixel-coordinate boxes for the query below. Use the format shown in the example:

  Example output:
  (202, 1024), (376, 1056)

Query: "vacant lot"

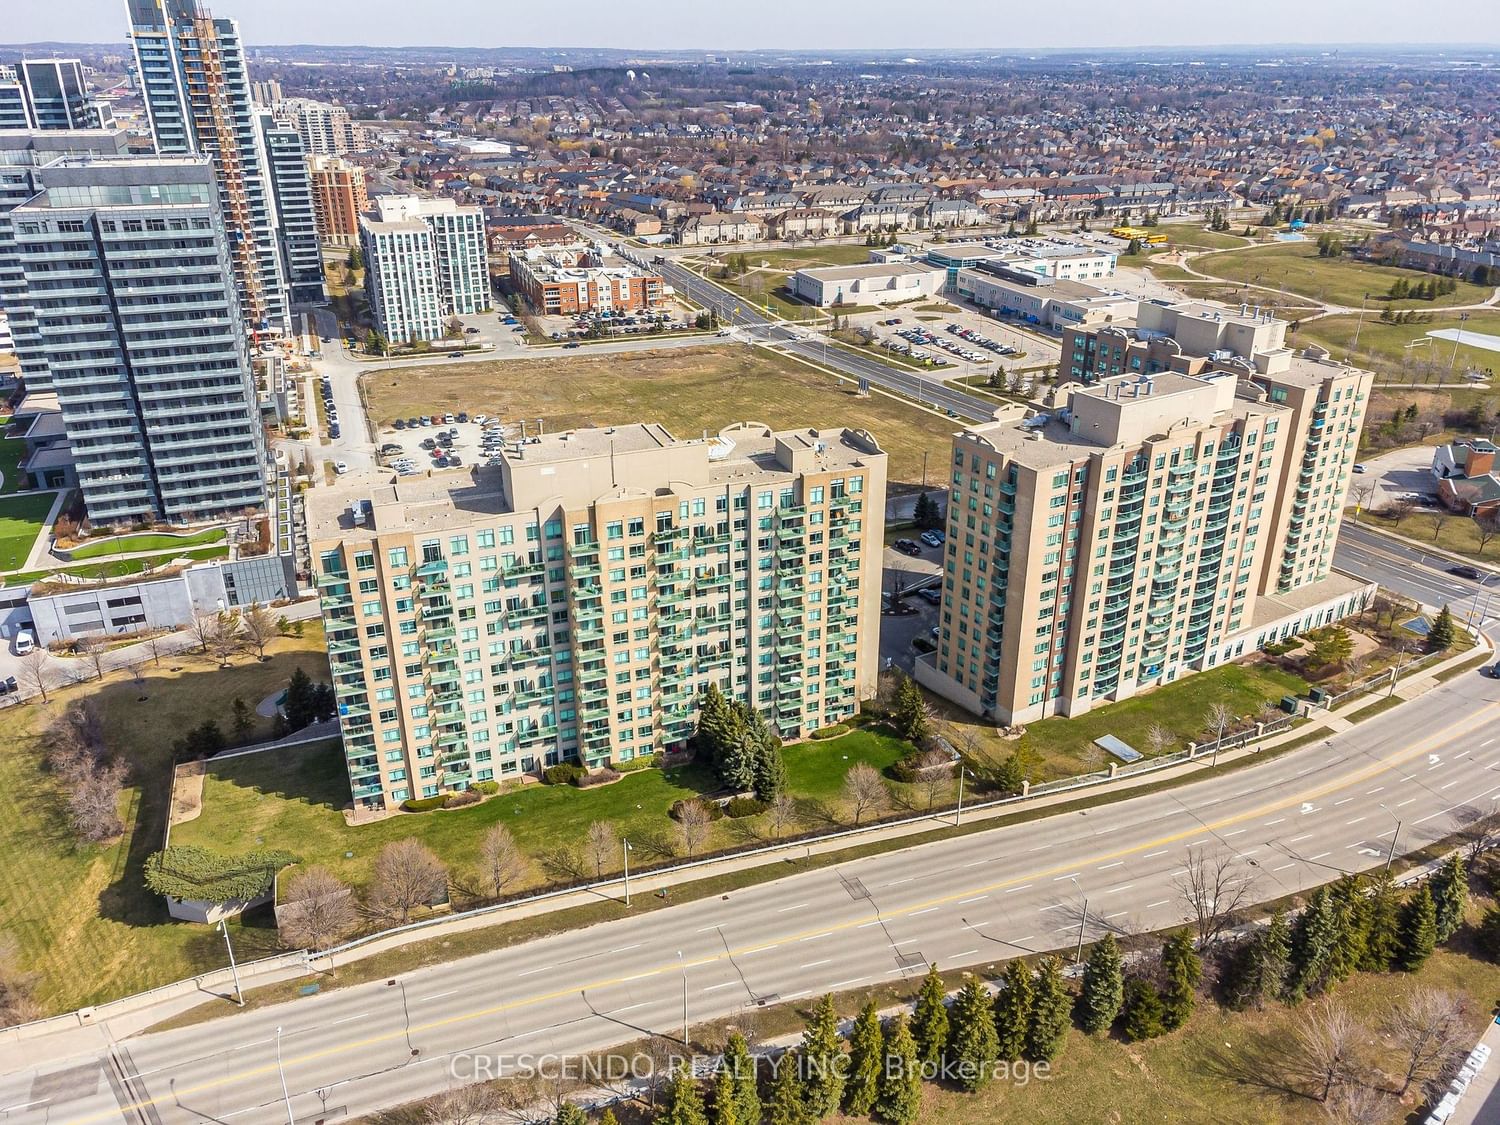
(362, 345), (962, 489)
(0, 490), (55, 570)
(1196, 242), (1492, 309)
(1, 623), (331, 1013)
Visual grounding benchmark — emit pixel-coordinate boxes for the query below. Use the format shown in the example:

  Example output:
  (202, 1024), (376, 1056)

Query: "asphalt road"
(1334, 521), (1500, 626)
(10, 644), (1500, 1125)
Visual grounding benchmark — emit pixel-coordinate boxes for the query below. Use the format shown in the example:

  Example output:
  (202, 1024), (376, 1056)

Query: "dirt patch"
(169, 759), (206, 827)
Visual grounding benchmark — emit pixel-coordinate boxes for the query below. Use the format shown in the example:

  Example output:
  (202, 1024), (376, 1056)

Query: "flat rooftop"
(794, 262), (940, 282)
(1249, 569), (1373, 629)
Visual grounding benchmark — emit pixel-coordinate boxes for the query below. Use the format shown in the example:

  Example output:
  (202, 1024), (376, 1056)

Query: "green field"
(1161, 225), (1253, 252)
(0, 435), (26, 493)
(712, 269), (823, 322)
(1293, 309), (1500, 384)
(0, 625), (331, 1013)
(172, 727), (916, 893)
(362, 345), (964, 490)
(715, 244), (874, 271)
(1167, 281), (1321, 319)
(1196, 242), (1493, 309)
(5, 544), (231, 589)
(0, 491), (55, 570)
(68, 527), (228, 560)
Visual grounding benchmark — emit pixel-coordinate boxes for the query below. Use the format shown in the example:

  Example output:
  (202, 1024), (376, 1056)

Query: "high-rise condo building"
(359, 195), (489, 345)
(271, 97), (363, 155)
(306, 154), (367, 249)
(0, 60), (115, 132)
(126, 0), (290, 334)
(308, 423), (885, 812)
(10, 154), (268, 524)
(918, 304), (1371, 725)
(257, 110), (324, 305)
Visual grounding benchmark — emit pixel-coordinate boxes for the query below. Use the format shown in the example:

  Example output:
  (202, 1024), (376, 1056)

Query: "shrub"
(471, 780), (501, 795)
(809, 724), (849, 740)
(887, 755), (921, 783)
(671, 797), (725, 822)
(444, 788), (482, 808)
(542, 762), (585, 785)
(724, 796), (767, 818)
(144, 845), (299, 903)
(1262, 638), (1298, 656)
(402, 794), (450, 812)
(573, 766), (622, 788)
(614, 752), (663, 773)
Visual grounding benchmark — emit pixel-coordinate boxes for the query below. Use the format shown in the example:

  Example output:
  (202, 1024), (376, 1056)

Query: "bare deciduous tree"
(842, 761), (889, 827)
(1203, 701), (1235, 749)
(1173, 849), (1259, 948)
(208, 611), (242, 668)
(278, 866), (358, 951)
(369, 839), (448, 924)
(1145, 723), (1175, 756)
(75, 633), (108, 682)
(423, 1083), (502, 1125)
(1324, 1083), (1392, 1125)
(1385, 988), (1465, 1096)
(766, 791), (798, 838)
(18, 647), (51, 702)
(674, 799), (714, 856)
(585, 819), (615, 880)
(0, 934), (40, 1028)
(67, 759), (126, 842)
(1475, 514), (1500, 554)
(1429, 509), (1452, 542)
(240, 602), (279, 661)
(1289, 1003), (1362, 1103)
(914, 748), (952, 811)
(189, 611), (220, 654)
(477, 823), (528, 899)
(1386, 498), (1417, 528)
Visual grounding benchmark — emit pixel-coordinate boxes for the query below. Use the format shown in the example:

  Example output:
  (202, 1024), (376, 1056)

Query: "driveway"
(1343, 444), (1438, 511)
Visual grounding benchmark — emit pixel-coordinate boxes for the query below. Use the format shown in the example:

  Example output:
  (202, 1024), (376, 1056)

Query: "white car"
(334, 460), (350, 475)
(13, 630), (35, 656)
(473, 414), (489, 425)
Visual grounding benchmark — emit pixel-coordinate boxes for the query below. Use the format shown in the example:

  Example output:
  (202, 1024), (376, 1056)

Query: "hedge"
(809, 724), (850, 740)
(403, 794), (451, 812)
(724, 796), (767, 818)
(445, 788), (483, 808)
(614, 752), (664, 773)
(543, 762), (585, 785)
(144, 845), (300, 904)
(574, 766), (622, 788)
(670, 798), (725, 822)
(472, 780), (501, 795)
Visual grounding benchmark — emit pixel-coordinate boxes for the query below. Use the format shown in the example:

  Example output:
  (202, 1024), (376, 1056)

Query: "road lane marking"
(1097, 861), (1125, 870)
(958, 895), (989, 904)
(777, 903), (810, 912)
(910, 907), (940, 917)
(609, 944), (641, 954)
(800, 959), (833, 969)
(517, 965), (554, 977)
(416, 990), (458, 1002)
(1145, 900), (1170, 910)
(1264, 818), (1286, 826)
(1273, 863), (1297, 872)
(830, 977), (868, 989)
(798, 933), (832, 943)
(702, 982), (738, 993)
(1308, 852), (1331, 861)
(883, 878), (914, 887)
(1288, 833), (1314, 843)
(1105, 884), (1134, 895)
(1002, 884), (1034, 894)
(1346, 817), (1366, 825)
(1143, 849), (1169, 858)
(1052, 872), (1081, 881)
(1221, 829), (1247, 838)
(622, 971), (661, 981)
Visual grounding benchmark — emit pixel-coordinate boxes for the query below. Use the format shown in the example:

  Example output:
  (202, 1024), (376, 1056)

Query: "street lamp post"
(954, 766), (970, 827)
(275, 1025), (297, 1125)
(220, 918), (244, 1007)
(1069, 875), (1089, 964)
(1347, 292), (1370, 362)
(676, 950), (689, 1045)
(1379, 802), (1402, 875)
(622, 837), (632, 907)
(1450, 312), (1471, 375)
(1388, 641), (1411, 697)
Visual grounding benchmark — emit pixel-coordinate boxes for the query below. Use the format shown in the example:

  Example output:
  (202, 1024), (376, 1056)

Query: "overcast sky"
(8, 0), (1500, 50)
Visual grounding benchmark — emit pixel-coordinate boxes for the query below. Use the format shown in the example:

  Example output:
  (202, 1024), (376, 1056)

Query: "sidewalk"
(3, 626), (1489, 1071)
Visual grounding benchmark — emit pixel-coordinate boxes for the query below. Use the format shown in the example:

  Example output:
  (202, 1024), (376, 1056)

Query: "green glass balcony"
(509, 603), (549, 625)
(504, 558), (546, 579)
(416, 559), (449, 579)
(696, 571), (731, 589)
(653, 526), (689, 542)
(316, 571), (350, 588)
(319, 590), (353, 611)
(328, 636), (361, 655)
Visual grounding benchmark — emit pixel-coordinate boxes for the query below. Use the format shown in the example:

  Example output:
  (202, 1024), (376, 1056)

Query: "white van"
(13, 630), (35, 656)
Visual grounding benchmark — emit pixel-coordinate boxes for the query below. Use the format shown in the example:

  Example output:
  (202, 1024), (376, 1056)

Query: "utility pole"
(1347, 292), (1370, 362)
(1380, 803), (1402, 875)
(954, 766), (968, 826)
(220, 918), (244, 1007)
(1070, 876), (1089, 964)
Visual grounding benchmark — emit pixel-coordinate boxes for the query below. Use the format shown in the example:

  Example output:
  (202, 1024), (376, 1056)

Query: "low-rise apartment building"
(309, 422), (886, 812)
(508, 246), (664, 315)
(917, 342), (1371, 725)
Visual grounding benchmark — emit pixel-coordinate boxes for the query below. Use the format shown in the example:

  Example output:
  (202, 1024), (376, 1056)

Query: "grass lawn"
(1162, 225), (1252, 252)
(934, 661), (1310, 781)
(1196, 242), (1493, 309)
(172, 726), (917, 895)
(361, 345), (961, 490)
(1140, 261), (1199, 284)
(1292, 309), (1500, 384)
(1354, 507), (1500, 565)
(713, 270), (824, 323)
(0, 624), (332, 1013)
(0, 434), (26, 493)
(0, 490), (55, 570)
(69, 527), (227, 560)
(724, 245), (873, 271)
(6, 545), (231, 589)
(1168, 280), (1321, 319)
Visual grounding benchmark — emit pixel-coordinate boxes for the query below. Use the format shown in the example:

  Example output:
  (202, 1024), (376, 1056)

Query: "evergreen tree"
(913, 492), (942, 531)
(745, 708), (788, 801)
(1119, 978), (1166, 1041)
(946, 979), (999, 1091)
(1329, 875), (1371, 983)
(890, 675), (930, 744)
(1226, 908), (1291, 1010)
(710, 1066), (739, 1125)
(875, 1015), (922, 1125)
(765, 1051), (808, 1125)
(1284, 886), (1342, 1002)
(1427, 605), (1456, 652)
(720, 1031), (761, 1125)
(599, 1110), (620, 1125)
(553, 1105), (587, 1125)
(799, 993), (845, 1118)
(1399, 883), (1438, 971)
(1432, 853), (1468, 943)
(1159, 930), (1201, 1031)
(283, 667), (317, 730)
(1025, 955), (1071, 1062)
(346, 246), (363, 272)
(659, 1066), (709, 1125)
(911, 962), (949, 1066)
(993, 960), (1034, 1060)
(1363, 870), (1402, 971)
(1477, 904), (1500, 961)
(843, 1000), (884, 1116)
(1079, 933), (1124, 1034)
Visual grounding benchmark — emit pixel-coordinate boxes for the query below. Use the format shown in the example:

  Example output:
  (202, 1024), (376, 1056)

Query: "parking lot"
(531, 299), (700, 343)
(878, 532), (945, 674)
(373, 412), (516, 478)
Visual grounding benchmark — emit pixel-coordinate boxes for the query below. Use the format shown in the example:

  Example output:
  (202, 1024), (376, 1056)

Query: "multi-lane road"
(7, 637), (1498, 1125)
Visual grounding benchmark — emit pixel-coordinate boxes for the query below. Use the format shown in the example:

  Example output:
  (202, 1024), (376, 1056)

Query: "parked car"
(448, 454), (462, 466)
(1352, 463), (1368, 474)
(473, 414), (489, 424)
(1483, 662), (1500, 679)
(379, 443), (402, 455)
(443, 413), (456, 424)
(916, 588), (943, 605)
(328, 424), (341, 439)
(429, 414), (442, 425)
(333, 460), (349, 475)
(456, 412), (469, 423)
(564, 340), (581, 349)
(392, 418), (406, 430)
(919, 530), (944, 548)
(0, 675), (17, 695)
(893, 538), (922, 556)
(882, 600), (918, 617)
(12, 631), (33, 656)
(1449, 565), (1484, 581)
(408, 417), (422, 428)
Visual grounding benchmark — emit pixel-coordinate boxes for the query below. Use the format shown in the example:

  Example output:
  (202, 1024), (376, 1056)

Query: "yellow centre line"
(69, 697), (1499, 1124)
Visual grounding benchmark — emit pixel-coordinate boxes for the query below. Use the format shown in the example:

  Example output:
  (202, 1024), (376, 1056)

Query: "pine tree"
(1329, 875), (1371, 983)
(1079, 933), (1124, 1034)
(1159, 930), (1201, 1031)
(1427, 605), (1456, 652)
(875, 1014), (922, 1125)
(1284, 886), (1341, 1002)
(1025, 955), (1071, 1062)
(890, 675), (930, 744)
(720, 1031), (761, 1125)
(747, 709), (789, 801)
(710, 1065), (739, 1125)
(1399, 883), (1438, 971)
(799, 993), (845, 1118)
(911, 963), (949, 1066)
(599, 1111), (620, 1125)
(1363, 871), (1402, 971)
(283, 667), (317, 730)
(1227, 908), (1291, 1010)
(1120, 978), (1166, 1041)
(553, 1105), (587, 1125)
(993, 960), (1034, 1060)
(1432, 854), (1468, 943)
(659, 1066), (709, 1125)
(946, 979), (999, 1091)
(695, 683), (740, 776)
(765, 1051), (807, 1125)
(842, 1000), (884, 1116)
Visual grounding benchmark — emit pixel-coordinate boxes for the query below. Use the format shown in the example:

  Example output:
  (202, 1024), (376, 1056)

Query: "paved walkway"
(16, 488), (68, 572)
